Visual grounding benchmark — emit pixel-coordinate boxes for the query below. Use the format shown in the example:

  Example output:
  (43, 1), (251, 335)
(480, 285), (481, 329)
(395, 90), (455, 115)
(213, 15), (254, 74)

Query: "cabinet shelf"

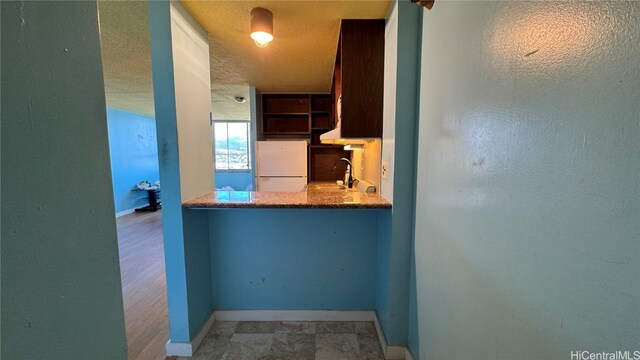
(264, 112), (309, 116)
(263, 131), (310, 135)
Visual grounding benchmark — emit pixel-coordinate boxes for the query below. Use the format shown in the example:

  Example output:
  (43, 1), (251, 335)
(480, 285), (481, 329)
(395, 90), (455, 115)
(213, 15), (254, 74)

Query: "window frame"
(213, 120), (251, 173)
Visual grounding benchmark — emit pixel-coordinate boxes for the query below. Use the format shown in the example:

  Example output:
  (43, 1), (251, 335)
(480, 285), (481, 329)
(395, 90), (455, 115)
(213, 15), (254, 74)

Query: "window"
(214, 121), (251, 171)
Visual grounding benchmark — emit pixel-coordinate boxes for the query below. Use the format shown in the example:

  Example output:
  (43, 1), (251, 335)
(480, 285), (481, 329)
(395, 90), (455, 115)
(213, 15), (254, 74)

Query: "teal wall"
(148, 0), (191, 342)
(208, 209), (384, 309)
(1, 1), (128, 358)
(376, 0), (423, 347)
(106, 107), (160, 213)
(148, 0), (213, 344)
(413, 2), (640, 359)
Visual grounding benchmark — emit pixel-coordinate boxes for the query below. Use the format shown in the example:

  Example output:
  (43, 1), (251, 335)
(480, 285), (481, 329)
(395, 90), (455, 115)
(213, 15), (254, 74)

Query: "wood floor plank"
(116, 211), (168, 360)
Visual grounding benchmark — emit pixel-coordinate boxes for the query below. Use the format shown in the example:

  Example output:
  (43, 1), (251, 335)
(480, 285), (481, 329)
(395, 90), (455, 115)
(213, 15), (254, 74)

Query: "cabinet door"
(339, 19), (384, 138)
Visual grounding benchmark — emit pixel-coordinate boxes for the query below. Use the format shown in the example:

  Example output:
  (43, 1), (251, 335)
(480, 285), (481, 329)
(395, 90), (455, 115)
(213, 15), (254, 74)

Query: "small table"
(135, 189), (161, 212)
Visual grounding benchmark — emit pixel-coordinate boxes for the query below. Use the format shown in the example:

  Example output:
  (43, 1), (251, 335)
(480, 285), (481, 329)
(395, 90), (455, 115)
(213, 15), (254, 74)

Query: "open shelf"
(263, 112), (309, 116)
(311, 94), (331, 112)
(311, 113), (331, 130)
(260, 92), (345, 182)
(263, 114), (310, 134)
(263, 94), (310, 114)
(263, 132), (311, 136)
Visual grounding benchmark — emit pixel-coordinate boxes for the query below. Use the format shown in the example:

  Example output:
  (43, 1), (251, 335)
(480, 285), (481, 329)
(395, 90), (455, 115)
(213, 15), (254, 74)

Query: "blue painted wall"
(208, 209), (386, 309)
(106, 107), (160, 213)
(214, 172), (252, 191)
(183, 209), (213, 337)
(149, 0), (214, 344)
(1, 1), (128, 357)
(377, 0), (423, 348)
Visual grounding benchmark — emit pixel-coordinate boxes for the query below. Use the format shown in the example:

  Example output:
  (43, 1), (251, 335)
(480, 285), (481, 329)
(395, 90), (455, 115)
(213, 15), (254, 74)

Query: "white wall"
(413, 2), (640, 359)
(351, 140), (381, 191)
(170, 2), (214, 201)
(381, 1), (398, 202)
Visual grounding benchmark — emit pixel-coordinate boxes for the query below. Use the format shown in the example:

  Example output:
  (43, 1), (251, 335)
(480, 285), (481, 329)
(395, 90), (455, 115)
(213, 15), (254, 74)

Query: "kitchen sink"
(307, 183), (358, 192)
(314, 184), (346, 190)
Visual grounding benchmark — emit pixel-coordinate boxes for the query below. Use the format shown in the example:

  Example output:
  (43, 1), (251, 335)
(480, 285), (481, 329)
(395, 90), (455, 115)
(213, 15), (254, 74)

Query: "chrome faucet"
(332, 158), (354, 188)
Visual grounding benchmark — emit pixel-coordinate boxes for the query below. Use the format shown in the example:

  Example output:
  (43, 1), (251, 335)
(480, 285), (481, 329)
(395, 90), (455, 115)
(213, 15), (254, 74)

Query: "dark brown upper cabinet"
(332, 19), (385, 138)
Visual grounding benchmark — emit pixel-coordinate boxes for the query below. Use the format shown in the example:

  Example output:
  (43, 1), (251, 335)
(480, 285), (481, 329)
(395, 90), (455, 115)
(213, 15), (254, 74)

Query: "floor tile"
(274, 321), (315, 334)
(235, 321), (279, 334)
(357, 333), (385, 360)
(316, 333), (360, 360)
(315, 321), (356, 334)
(269, 333), (315, 360)
(209, 321), (238, 336)
(182, 320), (384, 360)
(355, 321), (377, 335)
(221, 333), (273, 360)
(186, 333), (232, 360)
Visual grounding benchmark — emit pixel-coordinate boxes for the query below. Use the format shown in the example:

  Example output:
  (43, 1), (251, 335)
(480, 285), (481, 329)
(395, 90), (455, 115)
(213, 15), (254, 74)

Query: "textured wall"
(1, 1), (128, 358)
(414, 1), (640, 359)
(107, 107), (160, 213)
(209, 209), (383, 310)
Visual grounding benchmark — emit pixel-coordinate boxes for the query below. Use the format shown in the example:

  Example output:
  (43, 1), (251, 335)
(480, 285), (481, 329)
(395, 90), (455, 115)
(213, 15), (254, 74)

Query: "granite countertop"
(183, 181), (391, 209)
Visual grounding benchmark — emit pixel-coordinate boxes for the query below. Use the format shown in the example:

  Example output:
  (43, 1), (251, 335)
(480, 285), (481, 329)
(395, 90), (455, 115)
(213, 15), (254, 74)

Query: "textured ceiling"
(98, 1), (391, 119)
(98, 0), (155, 116)
(211, 84), (251, 120)
(182, 0), (391, 93)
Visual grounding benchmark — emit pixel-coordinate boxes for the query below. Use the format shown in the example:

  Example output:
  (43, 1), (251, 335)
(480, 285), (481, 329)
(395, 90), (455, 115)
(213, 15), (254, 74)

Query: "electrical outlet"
(382, 162), (388, 179)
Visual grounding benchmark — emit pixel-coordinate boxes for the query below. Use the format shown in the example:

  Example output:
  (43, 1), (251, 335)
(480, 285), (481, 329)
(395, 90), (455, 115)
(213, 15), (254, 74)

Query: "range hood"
(320, 96), (343, 144)
(319, 96), (374, 145)
(319, 120), (342, 143)
(319, 121), (373, 145)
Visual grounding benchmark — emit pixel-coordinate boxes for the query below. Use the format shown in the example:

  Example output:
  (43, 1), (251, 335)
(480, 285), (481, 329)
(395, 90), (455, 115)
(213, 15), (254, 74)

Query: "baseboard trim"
(165, 311), (215, 357)
(115, 208), (136, 218)
(373, 313), (414, 360)
(214, 310), (375, 322)
(165, 341), (191, 357)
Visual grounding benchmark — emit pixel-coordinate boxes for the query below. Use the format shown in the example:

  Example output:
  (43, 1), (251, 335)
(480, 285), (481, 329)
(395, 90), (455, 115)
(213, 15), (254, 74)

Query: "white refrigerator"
(256, 141), (308, 192)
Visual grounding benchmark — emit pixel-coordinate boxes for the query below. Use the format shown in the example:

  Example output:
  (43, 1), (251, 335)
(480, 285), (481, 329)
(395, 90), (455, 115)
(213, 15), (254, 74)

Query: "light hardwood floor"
(116, 211), (169, 360)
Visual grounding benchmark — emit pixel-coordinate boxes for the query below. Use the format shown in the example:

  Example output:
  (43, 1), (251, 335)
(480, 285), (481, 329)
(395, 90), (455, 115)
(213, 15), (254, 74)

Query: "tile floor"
(179, 321), (385, 360)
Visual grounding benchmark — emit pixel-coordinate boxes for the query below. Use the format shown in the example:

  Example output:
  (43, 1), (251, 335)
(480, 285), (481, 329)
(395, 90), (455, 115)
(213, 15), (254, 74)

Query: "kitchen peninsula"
(176, 183), (399, 355)
(147, 5), (410, 356)
(184, 182), (391, 209)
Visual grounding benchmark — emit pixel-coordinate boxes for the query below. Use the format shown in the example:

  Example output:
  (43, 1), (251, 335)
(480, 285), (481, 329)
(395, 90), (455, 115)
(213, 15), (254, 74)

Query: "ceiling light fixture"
(234, 96), (247, 104)
(250, 7), (273, 48)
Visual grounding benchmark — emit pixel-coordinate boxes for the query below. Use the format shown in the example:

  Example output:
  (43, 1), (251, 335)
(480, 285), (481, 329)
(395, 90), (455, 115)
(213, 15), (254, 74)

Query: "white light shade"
(250, 31), (273, 48)
(250, 8), (273, 48)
